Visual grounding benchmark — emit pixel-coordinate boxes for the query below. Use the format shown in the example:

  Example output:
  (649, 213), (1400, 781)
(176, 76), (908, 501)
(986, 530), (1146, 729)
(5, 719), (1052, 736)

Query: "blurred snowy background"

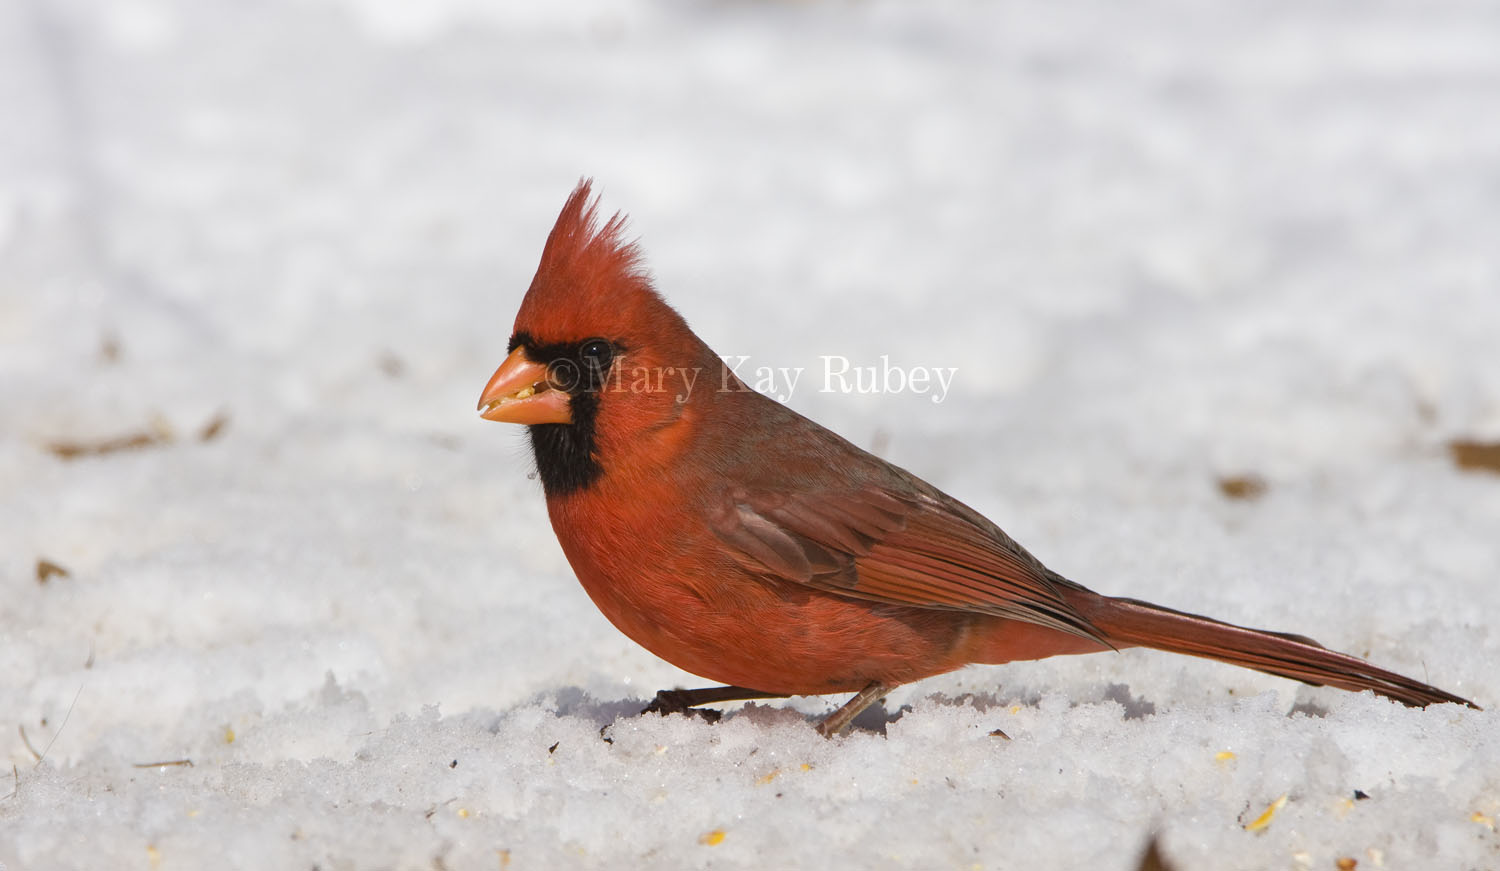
(2, 0), (1498, 867)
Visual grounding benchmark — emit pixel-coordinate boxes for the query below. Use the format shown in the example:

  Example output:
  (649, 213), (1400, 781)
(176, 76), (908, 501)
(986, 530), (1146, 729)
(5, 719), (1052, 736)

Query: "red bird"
(478, 181), (1475, 736)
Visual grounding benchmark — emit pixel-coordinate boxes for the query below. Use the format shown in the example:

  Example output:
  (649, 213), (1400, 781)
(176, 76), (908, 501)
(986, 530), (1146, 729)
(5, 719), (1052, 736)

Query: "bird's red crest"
(513, 179), (664, 343)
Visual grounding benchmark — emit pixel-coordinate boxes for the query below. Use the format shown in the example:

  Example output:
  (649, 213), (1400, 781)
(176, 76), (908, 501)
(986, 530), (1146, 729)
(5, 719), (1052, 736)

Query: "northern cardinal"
(478, 180), (1475, 736)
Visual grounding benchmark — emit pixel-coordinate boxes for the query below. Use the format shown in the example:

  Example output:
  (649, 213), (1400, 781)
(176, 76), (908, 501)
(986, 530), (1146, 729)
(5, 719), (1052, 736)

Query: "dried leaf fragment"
(1217, 474), (1267, 501)
(47, 415), (174, 460)
(199, 412), (230, 441)
(47, 430), (164, 459)
(1450, 439), (1500, 474)
(36, 559), (71, 583)
(1245, 793), (1288, 831)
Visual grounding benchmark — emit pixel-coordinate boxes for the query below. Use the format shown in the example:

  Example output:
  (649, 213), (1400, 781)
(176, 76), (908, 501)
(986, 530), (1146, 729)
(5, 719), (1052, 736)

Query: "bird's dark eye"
(578, 338), (614, 370)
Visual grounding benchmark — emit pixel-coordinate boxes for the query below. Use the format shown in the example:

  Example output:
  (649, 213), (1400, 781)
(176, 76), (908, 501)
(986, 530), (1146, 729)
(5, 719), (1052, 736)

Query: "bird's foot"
(640, 685), (790, 725)
(642, 689), (724, 723)
(814, 680), (894, 738)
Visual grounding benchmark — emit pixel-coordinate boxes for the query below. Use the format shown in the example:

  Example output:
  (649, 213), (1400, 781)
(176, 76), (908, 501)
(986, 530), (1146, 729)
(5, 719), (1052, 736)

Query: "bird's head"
(477, 179), (715, 496)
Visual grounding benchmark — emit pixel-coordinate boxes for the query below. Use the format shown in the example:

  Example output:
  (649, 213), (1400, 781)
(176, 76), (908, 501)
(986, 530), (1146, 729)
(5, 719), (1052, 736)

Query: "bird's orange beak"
(477, 346), (573, 425)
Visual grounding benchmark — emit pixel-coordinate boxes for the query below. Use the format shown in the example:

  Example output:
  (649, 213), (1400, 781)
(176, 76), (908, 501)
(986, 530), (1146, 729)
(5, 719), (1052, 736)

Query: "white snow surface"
(3, 0), (1499, 868)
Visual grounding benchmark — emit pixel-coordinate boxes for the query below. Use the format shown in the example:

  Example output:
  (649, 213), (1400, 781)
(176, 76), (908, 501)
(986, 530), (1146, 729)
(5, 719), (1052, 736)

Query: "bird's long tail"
(1065, 591), (1477, 708)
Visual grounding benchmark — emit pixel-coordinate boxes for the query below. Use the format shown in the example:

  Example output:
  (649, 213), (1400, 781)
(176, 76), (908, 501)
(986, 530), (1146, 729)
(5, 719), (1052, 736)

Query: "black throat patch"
(509, 331), (607, 497)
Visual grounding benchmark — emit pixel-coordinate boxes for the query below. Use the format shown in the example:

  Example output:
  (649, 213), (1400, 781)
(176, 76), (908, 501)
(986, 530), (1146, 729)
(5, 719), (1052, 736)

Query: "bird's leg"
(815, 681), (894, 738)
(642, 685), (788, 723)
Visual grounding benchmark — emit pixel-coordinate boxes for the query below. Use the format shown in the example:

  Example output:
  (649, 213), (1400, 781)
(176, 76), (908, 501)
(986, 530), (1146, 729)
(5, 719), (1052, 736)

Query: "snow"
(3, 0), (1498, 867)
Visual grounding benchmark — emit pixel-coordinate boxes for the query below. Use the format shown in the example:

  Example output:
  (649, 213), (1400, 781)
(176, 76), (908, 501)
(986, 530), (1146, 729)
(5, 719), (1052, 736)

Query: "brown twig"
(18, 726), (41, 762)
(132, 759), (194, 769)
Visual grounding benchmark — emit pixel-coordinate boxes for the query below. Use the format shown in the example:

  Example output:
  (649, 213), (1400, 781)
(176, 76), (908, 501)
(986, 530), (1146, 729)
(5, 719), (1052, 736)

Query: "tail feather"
(1070, 593), (1477, 709)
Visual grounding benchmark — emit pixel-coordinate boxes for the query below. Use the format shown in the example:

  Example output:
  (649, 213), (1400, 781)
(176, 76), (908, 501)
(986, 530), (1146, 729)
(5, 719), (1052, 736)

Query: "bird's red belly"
(553, 530), (968, 694)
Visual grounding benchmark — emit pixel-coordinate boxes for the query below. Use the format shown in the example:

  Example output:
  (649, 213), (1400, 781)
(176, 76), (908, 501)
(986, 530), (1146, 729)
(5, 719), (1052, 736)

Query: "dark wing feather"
(711, 484), (1106, 644)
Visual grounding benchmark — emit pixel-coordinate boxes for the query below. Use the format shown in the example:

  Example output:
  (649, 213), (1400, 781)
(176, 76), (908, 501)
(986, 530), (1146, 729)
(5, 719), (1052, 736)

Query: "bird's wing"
(709, 484), (1105, 643)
